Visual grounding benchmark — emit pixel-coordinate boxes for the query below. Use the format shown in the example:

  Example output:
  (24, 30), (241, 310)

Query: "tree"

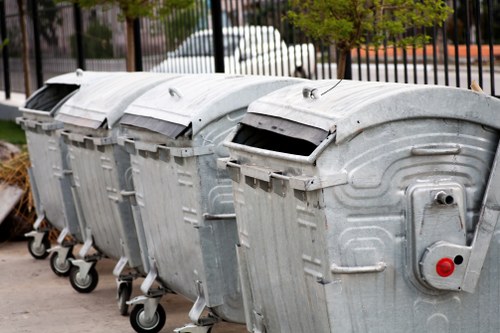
(288, 0), (453, 79)
(64, 0), (193, 71)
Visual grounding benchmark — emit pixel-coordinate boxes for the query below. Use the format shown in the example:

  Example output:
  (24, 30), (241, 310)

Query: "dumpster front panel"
(26, 130), (66, 231)
(131, 151), (205, 300)
(320, 118), (500, 333)
(68, 142), (142, 267)
(230, 160), (331, 332)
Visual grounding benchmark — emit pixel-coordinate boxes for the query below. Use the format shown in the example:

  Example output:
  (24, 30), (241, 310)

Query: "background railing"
(0, 0), (498, 97)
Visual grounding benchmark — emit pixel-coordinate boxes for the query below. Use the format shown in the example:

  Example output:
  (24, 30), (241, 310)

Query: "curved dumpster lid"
(55, 72), (177, 129)
(120, 74), (303, 138)
(240, 80), (500, 145)
(21, 70), (116, 114)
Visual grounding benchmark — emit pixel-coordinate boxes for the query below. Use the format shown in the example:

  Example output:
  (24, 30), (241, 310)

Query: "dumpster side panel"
(321, 119), (500, 332)
(232, 175), (331, 332)
(132, 151), (205, 300)
(68, 142), (141, 267)
(26, 130), (73, 232)
(194, 109), (246, 322)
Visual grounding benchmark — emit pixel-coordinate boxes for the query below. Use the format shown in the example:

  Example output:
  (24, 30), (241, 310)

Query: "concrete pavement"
(0, 240), (247, 333)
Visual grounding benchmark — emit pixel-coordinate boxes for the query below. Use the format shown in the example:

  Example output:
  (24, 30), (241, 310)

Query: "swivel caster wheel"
(130, 303), (166, 333)
(27, 235), (50, 260)
(118, 281), (133, 316)
(69, 264), (99, 293)
(49, 251), (74, 277)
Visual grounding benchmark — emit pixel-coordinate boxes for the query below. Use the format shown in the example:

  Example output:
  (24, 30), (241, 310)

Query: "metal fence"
(0, 0), (498, 97)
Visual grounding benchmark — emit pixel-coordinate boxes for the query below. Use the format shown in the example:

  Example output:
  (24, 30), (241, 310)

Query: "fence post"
(73, 3), (85, 70)
(133, 18), (142, 71)
(30, 0), (43, 88)
(0, 0), (10, 99)
(210, 0), (224, 73)
(344, 52), (352, 80)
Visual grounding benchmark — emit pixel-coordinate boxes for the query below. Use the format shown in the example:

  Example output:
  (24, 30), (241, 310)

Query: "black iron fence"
(0, 0), (498, 97)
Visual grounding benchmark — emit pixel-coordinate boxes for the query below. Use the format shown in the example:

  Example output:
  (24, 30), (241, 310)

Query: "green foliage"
(0, 121), (26, 145)
(62, 0), (194, 20)
(27, 0), (62, 46)
(288, 0), (453, 52)
(163, 1), (203, 50)
(70, 19), (113, 58)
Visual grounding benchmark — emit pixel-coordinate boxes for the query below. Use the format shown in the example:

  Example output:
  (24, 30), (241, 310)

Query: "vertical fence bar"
(487, 0), (495, 96)
(475, 0), (483, 88)
(0, 0), (10, 99)
(442, 23), (449, 86)
(393, 38), (398, 82)
(464, 0), (472, 88)
(383, 39), (389, 82)
(345, 49), (352, 80)
(452, 0), (460, 87)
(73, 3), (85, 70)
(30, 0), (42, 88)
(133, 18), (142, 71)
(211, 0), (224, 73)
(432, 25), (438, 84)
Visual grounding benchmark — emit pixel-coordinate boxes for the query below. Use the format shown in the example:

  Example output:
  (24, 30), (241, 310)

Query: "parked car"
(151, 25), (316, 78)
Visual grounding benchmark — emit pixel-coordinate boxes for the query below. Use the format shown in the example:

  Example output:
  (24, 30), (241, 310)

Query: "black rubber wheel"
(27, 235), (50, 260)
(130, 303), (166, 333)
(118, 282), (133, 316)
(69, 264), (99, 293)
(49, 250), (74, 277)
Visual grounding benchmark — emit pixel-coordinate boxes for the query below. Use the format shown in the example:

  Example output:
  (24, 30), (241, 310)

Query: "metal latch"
(408, 142), (500, 293)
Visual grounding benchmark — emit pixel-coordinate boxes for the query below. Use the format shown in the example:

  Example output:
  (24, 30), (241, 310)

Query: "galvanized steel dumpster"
(118, 74), (303, 333)
(222, 80), (500, 333)
(55, 73), (177, 307)
(16, 70), (109, 276)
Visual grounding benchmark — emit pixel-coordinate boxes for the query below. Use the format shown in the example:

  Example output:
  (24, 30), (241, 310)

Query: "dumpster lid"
(241, 80), (500, 145)
(21, 70), (114, 114)
(120, 74), (302, 138)
(55, 73), (176, 129)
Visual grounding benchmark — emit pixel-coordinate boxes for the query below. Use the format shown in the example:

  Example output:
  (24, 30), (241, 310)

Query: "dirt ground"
(0, 240), (247, 333)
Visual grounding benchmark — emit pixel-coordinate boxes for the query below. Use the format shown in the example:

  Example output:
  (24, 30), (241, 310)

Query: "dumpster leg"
(115, 260), (141, 317)
(47, 244), (74, 277)
(128, 295), (166, 333)
(174, 281), (218, 333)
(46, 227), (75, 277)
(25, 230), (50, 260)
(25, 214), (50, 260)
(68, 258), (99, 293)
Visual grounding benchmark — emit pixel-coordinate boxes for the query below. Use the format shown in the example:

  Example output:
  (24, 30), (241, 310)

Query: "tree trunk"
(17, 0), (30, 96)
(336, 48), (348, 80)
(125, 17), (135, 72)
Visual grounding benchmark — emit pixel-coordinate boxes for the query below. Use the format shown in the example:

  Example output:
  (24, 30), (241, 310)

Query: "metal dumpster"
(118, 74), (303, 333)
(221, 80), (500, 333)
(16, 70), (110, 277)
(54, 73), (177, 308)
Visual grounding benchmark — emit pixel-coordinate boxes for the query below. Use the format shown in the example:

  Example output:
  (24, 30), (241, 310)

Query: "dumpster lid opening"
(120, 114), (190, 139)
(234, 114), (329, 156)
(24, 84), (79, 113)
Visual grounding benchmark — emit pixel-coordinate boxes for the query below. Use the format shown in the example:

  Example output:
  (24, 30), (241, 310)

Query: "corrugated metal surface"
(56, 73), (176, 129)
(246, 80), (500, 144)
(225, 82), (500, 332)
(119, 75), (304, 324)
(122, 74), (303, 136)
(59, 73), (179, 269)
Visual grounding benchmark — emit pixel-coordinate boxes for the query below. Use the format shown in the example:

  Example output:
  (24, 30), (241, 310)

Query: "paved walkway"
(0, 240), (247, 333)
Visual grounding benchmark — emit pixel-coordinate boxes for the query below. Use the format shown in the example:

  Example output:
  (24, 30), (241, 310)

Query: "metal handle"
(411, 144), (461, 156)
(120, 190), (136, 197)
(203, 213), (236, 220)
(330, 262), (387, 274)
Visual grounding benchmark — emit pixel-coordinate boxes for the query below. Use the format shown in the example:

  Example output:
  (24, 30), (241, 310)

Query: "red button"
(436, 258), (455, 277)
